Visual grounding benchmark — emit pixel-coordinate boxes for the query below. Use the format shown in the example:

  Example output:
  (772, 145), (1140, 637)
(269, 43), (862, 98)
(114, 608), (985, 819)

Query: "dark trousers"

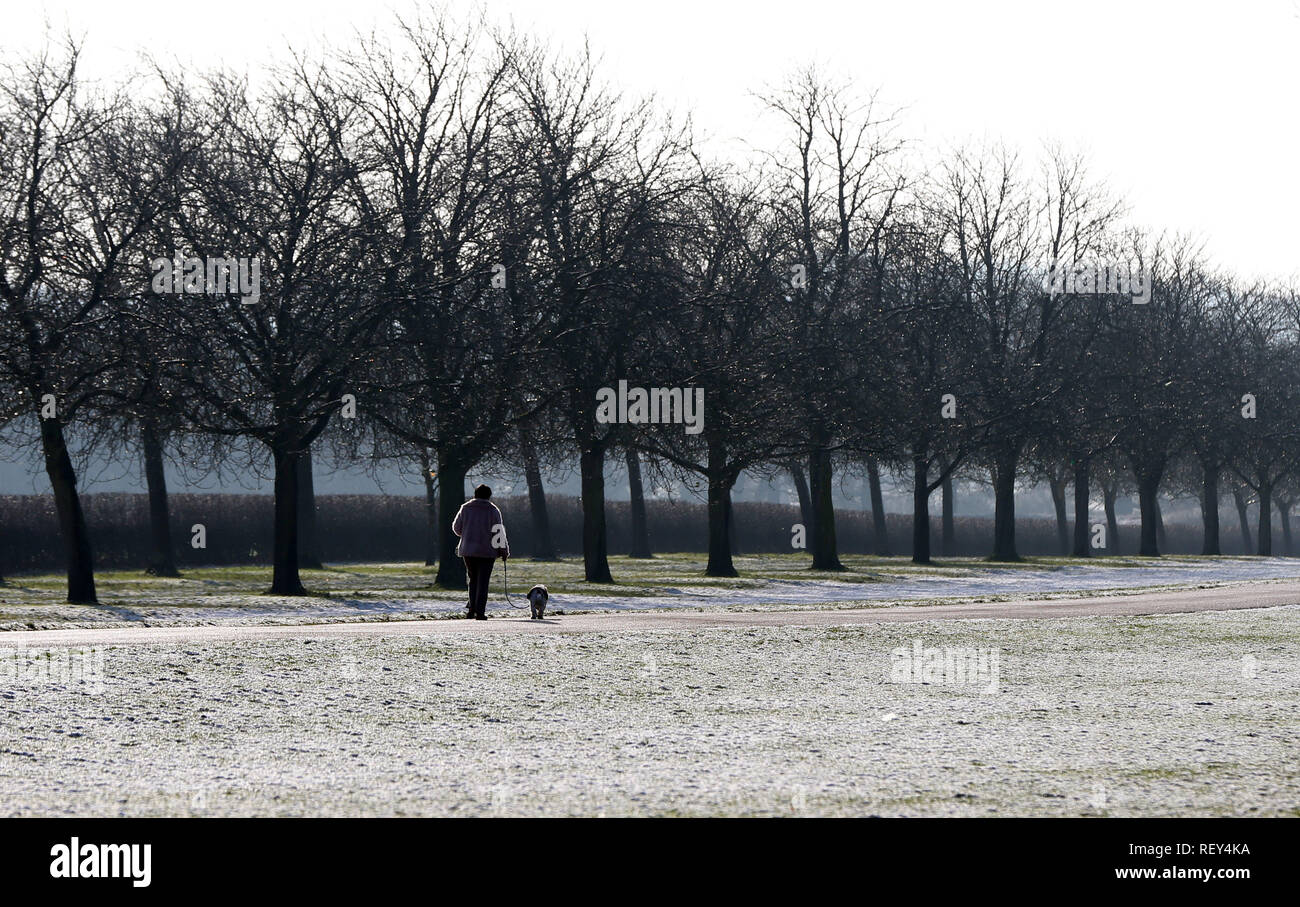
(464, 556), (495, 617)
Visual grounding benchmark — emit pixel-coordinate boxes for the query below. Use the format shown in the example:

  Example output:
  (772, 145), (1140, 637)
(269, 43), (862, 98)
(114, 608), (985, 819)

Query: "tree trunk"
(1257, 479), (1272, 557)
(626, 448), (652, 558)
(1048, 475), (1069, 555)
(1199, 464), (1220, 556)
(941, 470), (955, 557)
(269, 447), (306, 595)
(867, 458), (891, 556)
(1233, 487), (1253, 554)
(1136, 469), (1162, 557)
(911, 455), (931, 565)
(1279, 500), (1293, 556)
(296, 446), (322, 569)
(1104, 484), (1121, 555)
(523, 443), (557, 560)
(990, 445), (1021, 561)
(420, 449), (438, 566)
(808, 446), (844, 570)
(142, 422), (179, 577)
(39, 416), (97, 604)
(790, 462), (812, 543)
(706, 456), (737, 577)
(579, 444), (613, 583)
(434, 460), (469, 589)
(1072, 459), (1090, 557)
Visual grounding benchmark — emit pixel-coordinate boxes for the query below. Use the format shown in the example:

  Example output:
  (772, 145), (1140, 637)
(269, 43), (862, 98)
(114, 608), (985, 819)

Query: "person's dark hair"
(474, 484), (492, 500)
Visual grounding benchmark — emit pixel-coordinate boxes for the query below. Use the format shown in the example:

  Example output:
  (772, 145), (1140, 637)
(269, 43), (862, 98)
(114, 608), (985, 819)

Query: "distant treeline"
(0, 493), (1258, 576)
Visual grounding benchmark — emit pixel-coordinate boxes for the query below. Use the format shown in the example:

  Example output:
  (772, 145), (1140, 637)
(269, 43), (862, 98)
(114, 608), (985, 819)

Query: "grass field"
(3, 554), (1298, 816)
(1, 604), (1296, 816)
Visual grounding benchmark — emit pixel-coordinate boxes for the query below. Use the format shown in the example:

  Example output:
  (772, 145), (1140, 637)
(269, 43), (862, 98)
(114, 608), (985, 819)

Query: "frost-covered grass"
(3, 553), (1300, 630)
(1, 605), (1296, 816)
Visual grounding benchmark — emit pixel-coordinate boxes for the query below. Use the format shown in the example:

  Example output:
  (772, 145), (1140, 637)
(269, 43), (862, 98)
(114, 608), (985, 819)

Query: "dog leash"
(502, 556), (527, 609)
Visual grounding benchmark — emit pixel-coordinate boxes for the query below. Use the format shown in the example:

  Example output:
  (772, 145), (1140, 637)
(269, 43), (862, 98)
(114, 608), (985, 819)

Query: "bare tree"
(1227, 284), (1300, 556)
(864, 200), (977, 565)
(510, 43), (693, 582)
(323, 15), (531, 589)
(154, 66), (382, 595)
(760, 69), (904, 570)
(1106, 236), (1213, 556)
(0, 42), (195, 601)
(633, 170), (798, 576)
(943, 146), (1115, 560)
(939, 147), (1039, 560)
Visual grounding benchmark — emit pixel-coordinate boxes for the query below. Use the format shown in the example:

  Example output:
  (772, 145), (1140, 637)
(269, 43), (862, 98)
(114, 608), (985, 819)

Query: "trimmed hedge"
(0, 492), (1262, 575)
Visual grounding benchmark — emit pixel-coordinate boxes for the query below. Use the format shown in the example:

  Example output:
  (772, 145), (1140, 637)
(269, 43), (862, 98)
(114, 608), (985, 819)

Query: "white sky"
(7, 0), (1300, 280)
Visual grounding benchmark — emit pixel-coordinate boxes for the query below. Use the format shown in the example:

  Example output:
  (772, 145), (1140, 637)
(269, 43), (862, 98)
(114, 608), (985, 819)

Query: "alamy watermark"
(150, 253), (261, 305)
(888, 638), (1000, 694)
(1, 647), (106, 694)
(50, 838), (151, 888)
(1043, 258), (1150, 304)
(595, 380), (704, 435)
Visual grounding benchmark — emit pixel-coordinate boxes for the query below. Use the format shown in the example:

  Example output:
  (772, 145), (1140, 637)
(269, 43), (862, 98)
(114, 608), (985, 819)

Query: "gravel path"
(4, 578), (1298, 648)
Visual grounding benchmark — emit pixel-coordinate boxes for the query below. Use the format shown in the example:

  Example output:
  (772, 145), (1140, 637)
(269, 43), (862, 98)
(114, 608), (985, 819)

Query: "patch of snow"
(511, 557), (1300, 614)
(3, 605), (1296, 816)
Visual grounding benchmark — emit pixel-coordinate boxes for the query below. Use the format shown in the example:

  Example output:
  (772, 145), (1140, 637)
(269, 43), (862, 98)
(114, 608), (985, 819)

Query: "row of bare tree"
(2, 15), (1297, 604)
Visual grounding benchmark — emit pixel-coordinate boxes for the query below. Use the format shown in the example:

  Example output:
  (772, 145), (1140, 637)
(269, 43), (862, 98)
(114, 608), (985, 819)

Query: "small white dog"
(526, 584), (550, 620)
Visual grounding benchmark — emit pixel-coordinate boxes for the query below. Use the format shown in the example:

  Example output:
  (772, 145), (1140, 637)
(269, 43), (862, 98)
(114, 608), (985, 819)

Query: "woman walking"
(451, 484), (510, 619)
